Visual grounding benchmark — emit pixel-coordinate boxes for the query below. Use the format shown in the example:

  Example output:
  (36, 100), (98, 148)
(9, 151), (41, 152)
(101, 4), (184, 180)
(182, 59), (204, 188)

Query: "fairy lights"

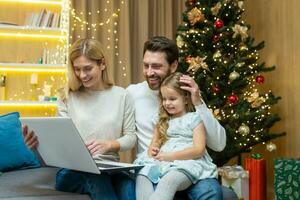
(70, 0), (127, 77)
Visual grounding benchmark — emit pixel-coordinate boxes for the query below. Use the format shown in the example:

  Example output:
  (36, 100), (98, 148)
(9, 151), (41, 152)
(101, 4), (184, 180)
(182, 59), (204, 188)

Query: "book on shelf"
(24, 10), (61, 28)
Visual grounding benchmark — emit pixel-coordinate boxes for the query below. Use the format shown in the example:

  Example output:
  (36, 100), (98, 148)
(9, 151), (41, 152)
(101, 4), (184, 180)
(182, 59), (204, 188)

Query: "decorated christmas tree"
(176, 0), (285, 166)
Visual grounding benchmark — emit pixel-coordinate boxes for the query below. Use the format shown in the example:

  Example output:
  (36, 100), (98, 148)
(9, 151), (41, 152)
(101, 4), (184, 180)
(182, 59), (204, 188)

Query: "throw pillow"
(0, 112), (40, 172)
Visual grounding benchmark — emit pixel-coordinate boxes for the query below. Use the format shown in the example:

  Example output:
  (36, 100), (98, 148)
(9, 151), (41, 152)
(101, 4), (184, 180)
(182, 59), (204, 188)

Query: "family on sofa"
(0, 36), (237, 200)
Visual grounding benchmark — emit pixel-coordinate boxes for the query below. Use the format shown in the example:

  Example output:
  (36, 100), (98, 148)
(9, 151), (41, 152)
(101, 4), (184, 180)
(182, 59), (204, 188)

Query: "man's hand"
(179, 74), (203, 106)
(22, 125), (38, 149)
(148, 146), (160, 157)
(86, 139), (113, 156)
(154, 152), (174, 162)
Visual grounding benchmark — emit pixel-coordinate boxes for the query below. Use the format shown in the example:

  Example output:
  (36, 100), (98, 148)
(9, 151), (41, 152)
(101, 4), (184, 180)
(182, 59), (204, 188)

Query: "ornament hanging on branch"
(176, 35), (185, 48)
(187, 56), (209, 72)
(211, 2), (222, 16)
(255, 75), (265, 84)
(188, 0), (196, 6)
(229, 71), (240, 81)
(213, 34), (221, 42)
(232, 24), (248, 41)
(214, 19), (224, 29)
(212, 85), (221, 94)
(227, 94), (238, 104)
(188, 7), (205, 26)
(266, 142), (277, 152)
(238, 123), (250, 135)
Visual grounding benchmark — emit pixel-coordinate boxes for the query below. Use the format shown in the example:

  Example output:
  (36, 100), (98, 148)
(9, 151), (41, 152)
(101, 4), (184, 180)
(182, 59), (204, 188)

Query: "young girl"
(134, 72), (218, 200)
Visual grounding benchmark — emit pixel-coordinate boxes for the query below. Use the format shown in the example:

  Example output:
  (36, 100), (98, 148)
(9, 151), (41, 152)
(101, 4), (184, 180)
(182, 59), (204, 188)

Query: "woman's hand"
(22, 125), (38, 149)
(148, 146), (160, 157)
(86, 139), (113, 156)
(154, 152), (174, 162)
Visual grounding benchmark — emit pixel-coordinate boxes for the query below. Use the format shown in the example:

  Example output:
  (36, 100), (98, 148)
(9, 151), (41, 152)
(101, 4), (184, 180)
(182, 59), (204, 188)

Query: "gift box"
(218, 165), (249, 200)
(274, 158), (300, 200)
(244, 154), (266, 200)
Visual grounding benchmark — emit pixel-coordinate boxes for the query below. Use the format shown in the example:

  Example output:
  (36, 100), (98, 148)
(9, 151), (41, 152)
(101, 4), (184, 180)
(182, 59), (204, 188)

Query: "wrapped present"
(274, 158), (300, 200)
(244, 154), (266, 200)
(218, 165), (249, 200)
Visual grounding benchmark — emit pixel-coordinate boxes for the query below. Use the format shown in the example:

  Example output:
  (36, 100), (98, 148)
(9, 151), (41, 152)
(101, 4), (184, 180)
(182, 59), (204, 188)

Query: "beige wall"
(242, 0), (300, 198)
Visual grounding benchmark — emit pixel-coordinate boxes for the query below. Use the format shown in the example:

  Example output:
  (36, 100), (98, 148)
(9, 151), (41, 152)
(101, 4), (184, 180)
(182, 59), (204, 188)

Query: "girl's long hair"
(156, 72), (195, 146)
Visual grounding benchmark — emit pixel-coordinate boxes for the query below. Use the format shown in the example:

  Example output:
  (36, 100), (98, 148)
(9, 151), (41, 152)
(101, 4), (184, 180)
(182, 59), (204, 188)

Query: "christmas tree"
(176, 0), (285, 166)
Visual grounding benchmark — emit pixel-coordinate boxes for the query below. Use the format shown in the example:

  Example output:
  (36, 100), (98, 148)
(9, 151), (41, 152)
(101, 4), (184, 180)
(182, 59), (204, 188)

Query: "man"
(127, 36), (237, 200)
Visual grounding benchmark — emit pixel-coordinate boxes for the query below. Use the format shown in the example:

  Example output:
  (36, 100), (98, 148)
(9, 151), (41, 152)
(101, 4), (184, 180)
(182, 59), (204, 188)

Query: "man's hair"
(143, 36), (179, 65)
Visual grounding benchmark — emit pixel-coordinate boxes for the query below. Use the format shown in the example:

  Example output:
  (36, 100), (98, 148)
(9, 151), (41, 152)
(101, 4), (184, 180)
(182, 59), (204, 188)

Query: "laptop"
(20, 117), (143, 174)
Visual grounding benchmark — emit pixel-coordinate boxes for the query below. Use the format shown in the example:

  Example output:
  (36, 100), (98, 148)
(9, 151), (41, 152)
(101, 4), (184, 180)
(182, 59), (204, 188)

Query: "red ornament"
(188, 0), (196, 5)
(212, 85), (221, 93)
(185, 55), (192, 62)
(227, 94), (238, 104)
(213, 34), (220, 42)
(214, 19), (224, 29)
(255, 75), (265, 84)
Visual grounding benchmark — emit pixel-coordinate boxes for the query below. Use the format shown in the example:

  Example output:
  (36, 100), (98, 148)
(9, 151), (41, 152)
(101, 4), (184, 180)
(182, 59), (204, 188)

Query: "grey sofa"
(0, 152), (90, 200)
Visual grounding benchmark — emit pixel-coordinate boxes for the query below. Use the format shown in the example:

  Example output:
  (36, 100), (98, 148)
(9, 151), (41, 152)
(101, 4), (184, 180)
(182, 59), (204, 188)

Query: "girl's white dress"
(134, 112), (218, 184)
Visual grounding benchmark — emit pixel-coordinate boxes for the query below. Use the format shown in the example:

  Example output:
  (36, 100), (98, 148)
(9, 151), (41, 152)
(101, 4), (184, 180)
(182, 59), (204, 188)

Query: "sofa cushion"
(0, 112), (40, 172)
(0, 167), (90, 199)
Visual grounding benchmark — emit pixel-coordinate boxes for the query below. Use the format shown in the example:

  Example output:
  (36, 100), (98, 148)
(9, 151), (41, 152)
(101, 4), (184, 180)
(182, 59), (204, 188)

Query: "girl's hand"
(86, 139), (113, 156)
(148, 146), (160, 157)
(154, 152), (174, 162)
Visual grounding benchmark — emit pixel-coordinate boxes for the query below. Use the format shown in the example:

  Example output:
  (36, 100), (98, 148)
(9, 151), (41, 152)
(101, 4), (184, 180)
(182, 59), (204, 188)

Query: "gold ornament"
(238, 1), (244, 9)
(211, 2), (222, 16)
(247, 91), (265, 108)
(238, 123), (250, 135)
(213, 50), (222, 59)
(266, 142), (277, 152)
(187, 56), (209, 72)
(176, 35), (184, 48)
(232, 24), (248, 41)
(188, 7), (205, 26)
(229, 71), (240, 81)
(251, 97), (265, 108)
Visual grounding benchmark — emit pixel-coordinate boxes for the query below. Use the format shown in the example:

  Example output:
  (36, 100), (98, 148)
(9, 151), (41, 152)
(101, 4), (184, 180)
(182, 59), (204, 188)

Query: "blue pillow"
(0, 112), (40, 172)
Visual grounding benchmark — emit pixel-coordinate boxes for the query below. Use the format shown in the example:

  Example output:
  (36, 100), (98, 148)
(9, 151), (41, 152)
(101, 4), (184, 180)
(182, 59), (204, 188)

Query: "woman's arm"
(116, 91), (137, 151)
(154, 122), (206, 161)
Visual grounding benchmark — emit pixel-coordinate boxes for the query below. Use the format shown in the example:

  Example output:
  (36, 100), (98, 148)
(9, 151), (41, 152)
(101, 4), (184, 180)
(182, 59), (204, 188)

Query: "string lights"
(70, 0), (127, 77)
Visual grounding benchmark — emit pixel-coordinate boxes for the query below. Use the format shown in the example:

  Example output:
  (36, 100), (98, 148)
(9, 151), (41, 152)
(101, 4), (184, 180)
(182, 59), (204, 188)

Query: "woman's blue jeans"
(55, 168), (135, 200)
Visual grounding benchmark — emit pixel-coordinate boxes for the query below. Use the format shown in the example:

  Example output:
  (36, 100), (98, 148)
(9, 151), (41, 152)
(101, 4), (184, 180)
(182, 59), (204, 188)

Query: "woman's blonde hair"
(156, 72), (195, 146)
(60, 38), (114, 100)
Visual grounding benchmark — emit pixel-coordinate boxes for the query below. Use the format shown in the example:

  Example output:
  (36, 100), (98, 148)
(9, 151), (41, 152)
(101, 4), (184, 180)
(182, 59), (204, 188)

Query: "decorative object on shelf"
(0, 75), (5, 87)
(274, 158), (300, 200)
(0, 75), (5, 101)
(244, 154), (266, 200)
(218, 165), (249, 200)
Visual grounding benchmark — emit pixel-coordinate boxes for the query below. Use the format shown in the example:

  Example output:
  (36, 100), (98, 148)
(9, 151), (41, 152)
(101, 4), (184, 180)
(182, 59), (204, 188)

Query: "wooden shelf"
(0, 25), (66, 39)
(0, 101), (57, 106)
(0, 63), (66, 73)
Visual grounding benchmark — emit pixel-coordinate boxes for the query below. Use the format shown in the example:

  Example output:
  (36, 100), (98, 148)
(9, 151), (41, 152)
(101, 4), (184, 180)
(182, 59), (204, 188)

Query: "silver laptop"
(20, 117), (143, 174)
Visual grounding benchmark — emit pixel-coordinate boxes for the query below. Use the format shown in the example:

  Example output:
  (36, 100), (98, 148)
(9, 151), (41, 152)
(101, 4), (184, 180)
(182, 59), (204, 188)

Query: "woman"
(23, 38), (136, 200)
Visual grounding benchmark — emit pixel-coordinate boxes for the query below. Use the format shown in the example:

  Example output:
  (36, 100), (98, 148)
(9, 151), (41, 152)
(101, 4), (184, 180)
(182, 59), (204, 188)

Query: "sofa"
(0, 112), (90, 200)
(0, 152), (90, 200)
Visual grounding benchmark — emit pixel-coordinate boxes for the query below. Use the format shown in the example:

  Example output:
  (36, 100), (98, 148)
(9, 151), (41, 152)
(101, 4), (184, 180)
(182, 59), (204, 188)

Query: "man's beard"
(146, 69), (172, 90)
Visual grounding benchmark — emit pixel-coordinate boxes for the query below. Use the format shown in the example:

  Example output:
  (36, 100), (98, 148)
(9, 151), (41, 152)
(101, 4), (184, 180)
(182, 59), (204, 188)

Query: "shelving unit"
(0, 0), (70, 116)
